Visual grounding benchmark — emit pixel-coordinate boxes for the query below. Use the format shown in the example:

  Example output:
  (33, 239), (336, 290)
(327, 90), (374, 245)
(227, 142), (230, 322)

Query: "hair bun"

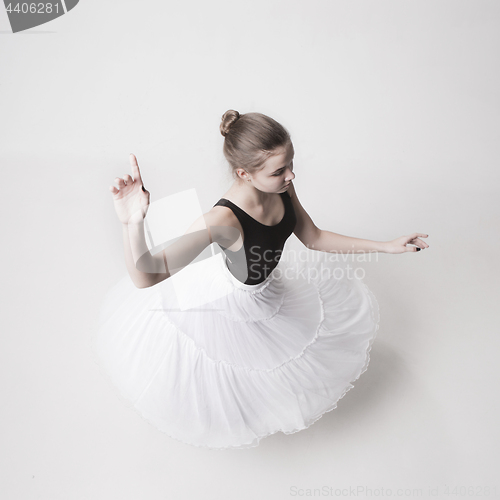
(220, 110), (240, 137)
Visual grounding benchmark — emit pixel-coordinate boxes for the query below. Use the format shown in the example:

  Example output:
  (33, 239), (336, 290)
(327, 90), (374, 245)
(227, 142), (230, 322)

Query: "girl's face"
(238, 143), (296, 194)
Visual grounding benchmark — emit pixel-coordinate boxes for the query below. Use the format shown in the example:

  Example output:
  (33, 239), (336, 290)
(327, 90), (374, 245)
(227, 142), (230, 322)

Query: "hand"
(109, 154), (150, 225)
(384, 233), (429, 254)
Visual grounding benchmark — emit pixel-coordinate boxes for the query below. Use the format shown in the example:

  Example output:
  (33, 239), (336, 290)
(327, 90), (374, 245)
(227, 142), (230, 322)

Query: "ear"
(236, 168), (249, 181)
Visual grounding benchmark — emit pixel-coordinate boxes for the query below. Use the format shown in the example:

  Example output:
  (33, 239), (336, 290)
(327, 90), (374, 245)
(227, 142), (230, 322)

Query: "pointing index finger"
(129, 153), (143, 185)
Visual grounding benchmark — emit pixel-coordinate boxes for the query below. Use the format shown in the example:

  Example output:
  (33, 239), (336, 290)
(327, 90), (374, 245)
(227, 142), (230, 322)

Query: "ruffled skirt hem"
(91, 245), (380, 450)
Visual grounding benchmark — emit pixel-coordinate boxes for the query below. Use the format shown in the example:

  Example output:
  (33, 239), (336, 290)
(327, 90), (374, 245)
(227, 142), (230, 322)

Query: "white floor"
(1, 1), (499, 499)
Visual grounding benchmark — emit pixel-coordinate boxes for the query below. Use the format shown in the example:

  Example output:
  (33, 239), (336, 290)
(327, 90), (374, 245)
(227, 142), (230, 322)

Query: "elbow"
(300, 227), (322, 250)
(133, 272), (170, 289)
(133, 281), (150, 289)
(132, 275), (158, 289)
(312, 227), (322, 248)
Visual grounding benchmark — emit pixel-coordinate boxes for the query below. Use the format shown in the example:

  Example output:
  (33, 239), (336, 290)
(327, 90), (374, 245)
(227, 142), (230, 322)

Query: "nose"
(285, 167), (295, 182)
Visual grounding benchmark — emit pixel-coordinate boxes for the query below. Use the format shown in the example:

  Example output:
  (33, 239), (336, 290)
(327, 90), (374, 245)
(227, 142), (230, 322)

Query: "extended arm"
(287, 181), (429, 254)
(311, 230), (387, 254)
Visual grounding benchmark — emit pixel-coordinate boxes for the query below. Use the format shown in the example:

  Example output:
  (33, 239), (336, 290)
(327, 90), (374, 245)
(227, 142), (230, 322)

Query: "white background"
(1, 1), (499, 499)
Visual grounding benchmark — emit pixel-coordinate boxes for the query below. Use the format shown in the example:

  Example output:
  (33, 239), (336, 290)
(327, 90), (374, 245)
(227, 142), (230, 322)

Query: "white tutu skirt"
(92, 245), (380, 450)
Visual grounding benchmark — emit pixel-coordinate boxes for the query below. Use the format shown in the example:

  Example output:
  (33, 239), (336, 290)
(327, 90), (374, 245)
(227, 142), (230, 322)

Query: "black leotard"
(213, 191), (297, 285)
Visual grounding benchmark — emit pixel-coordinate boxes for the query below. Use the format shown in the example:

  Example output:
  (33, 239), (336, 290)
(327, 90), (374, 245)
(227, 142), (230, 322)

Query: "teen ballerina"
(93, 110), (429, 450)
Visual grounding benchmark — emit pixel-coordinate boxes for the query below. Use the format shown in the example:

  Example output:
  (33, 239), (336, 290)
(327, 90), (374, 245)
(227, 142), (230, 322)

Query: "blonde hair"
(220, 110), (291, 179)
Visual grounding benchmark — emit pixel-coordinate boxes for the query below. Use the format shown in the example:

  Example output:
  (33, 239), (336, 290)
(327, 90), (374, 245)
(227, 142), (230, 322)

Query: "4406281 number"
(5, 3), (60, 14)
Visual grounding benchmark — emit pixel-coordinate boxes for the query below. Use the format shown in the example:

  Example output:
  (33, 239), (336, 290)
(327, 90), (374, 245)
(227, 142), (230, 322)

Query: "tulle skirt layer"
(91, 245), (380, 450)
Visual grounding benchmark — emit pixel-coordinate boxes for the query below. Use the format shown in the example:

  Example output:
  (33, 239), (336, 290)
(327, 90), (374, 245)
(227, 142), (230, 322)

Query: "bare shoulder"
(206, 205), (239, 228)
(181, 205), (236, 234)
(199, 205), (241, 246)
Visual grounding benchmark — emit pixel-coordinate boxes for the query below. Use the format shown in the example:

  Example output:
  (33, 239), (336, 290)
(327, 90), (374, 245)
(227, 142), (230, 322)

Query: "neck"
(230, 179), (278, 207)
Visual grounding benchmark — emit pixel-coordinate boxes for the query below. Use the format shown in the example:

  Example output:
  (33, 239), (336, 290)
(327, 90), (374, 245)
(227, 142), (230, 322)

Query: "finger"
(109, 185), (119, 194)
(114, 177), (126, 187)
(124, 174), (133, 185)
(408, 236), (429, 249)
(413, 237), (429, 249)
(129, 153), (144, 185)
(406, 245), (421, 252)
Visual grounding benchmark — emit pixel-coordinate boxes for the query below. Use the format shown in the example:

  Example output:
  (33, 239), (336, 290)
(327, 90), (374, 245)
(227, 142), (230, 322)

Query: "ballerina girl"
(96, 110), (429, 450)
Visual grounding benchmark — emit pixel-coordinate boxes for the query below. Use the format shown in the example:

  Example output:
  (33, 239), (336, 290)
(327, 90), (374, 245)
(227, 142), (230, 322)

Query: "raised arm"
(110, 154), (239, 289)
(287, 181), (429, 254)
